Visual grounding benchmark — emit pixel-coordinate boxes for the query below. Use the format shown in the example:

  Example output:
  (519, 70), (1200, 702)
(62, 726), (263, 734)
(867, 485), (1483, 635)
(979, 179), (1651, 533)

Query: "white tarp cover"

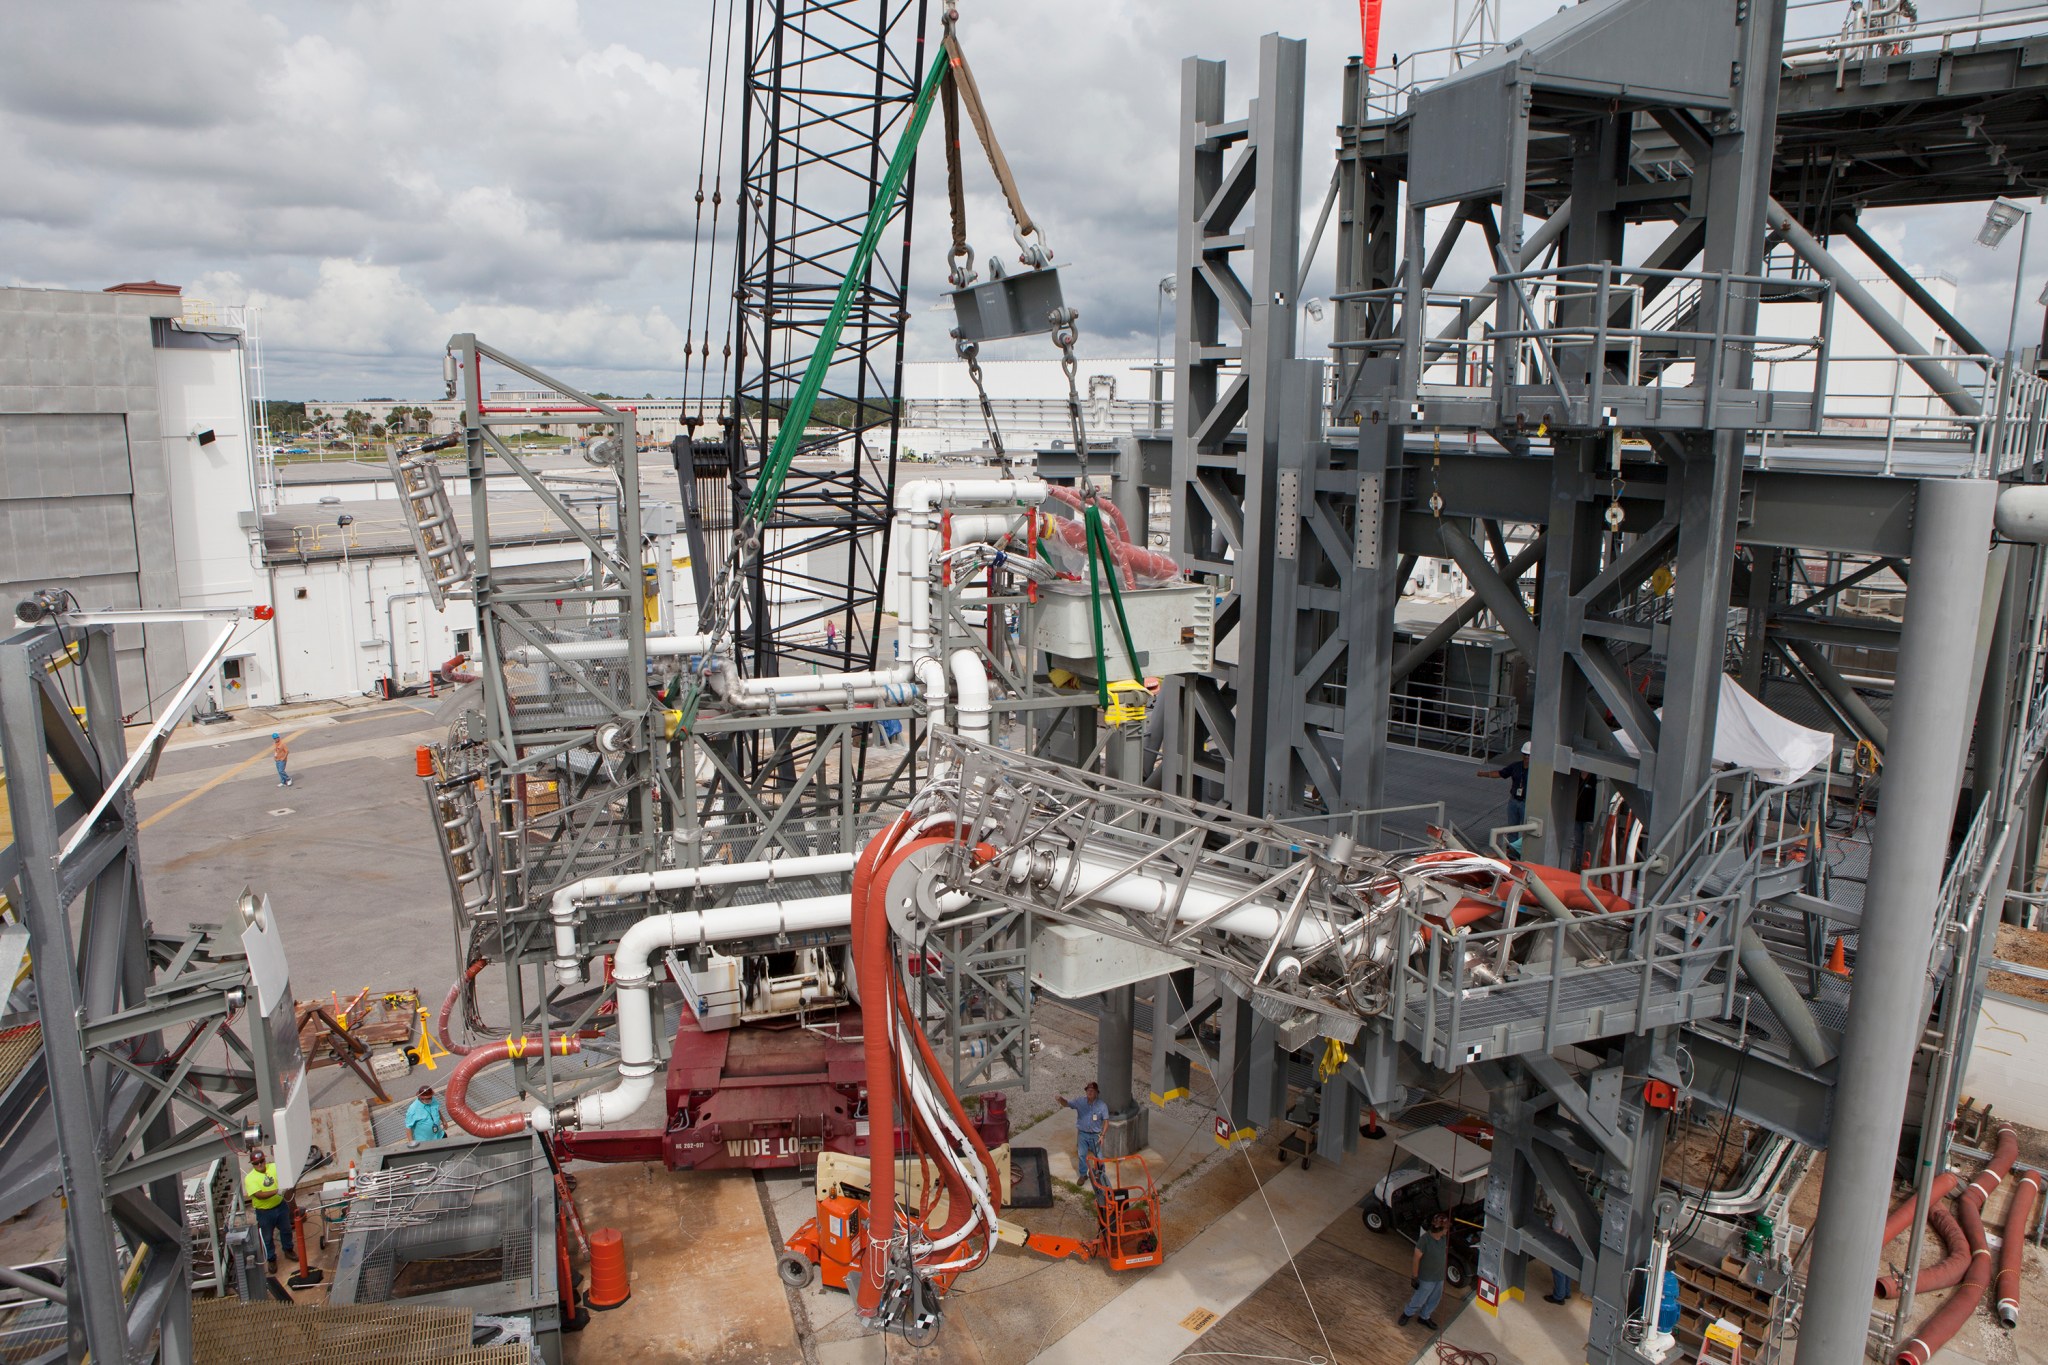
(1617, 674), (1834, 785)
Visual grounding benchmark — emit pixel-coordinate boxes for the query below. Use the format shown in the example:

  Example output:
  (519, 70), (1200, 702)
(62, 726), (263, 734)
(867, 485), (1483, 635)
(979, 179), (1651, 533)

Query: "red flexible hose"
(444, 1034), (582, 1138)
(1897, 1181), (1993, 1365)
(1997, 1170), (2042, 1328)
(1882, 1172), (1961, 1247)
(437, 959), (489, 1056)
(1967, 1126), (2020, 1214)
(1876, 1204), (1970, 1299)
(1043, 483), (1132, 545)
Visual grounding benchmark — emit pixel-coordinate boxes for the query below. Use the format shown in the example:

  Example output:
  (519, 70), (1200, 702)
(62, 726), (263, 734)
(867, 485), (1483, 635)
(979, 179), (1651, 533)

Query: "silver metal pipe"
(1796, 478), (1998, 1365)
(1737, 927), (1833, 1069)
(0, 1264), (65, 1307)
(1768, 201), (1984, 418)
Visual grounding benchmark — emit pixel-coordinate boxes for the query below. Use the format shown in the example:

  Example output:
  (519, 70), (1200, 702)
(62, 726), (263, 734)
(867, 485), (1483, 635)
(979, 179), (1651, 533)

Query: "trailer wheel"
(778, 1252), (818, 1289)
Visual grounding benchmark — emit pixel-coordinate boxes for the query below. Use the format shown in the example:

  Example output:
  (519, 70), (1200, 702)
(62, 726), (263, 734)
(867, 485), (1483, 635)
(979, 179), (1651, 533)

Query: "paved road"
(132, 696), (464, 1025)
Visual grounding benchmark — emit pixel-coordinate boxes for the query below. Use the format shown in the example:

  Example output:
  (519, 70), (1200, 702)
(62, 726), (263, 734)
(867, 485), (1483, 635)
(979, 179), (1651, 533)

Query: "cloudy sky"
(1, 0), (2031, 400)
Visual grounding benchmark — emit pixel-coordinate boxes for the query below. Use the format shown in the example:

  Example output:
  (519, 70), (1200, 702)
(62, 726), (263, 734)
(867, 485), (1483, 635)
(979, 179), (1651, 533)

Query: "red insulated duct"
(444, 1034), (583, 1138)
(1043, 483), (1133, 546)
(1897, 1181), (1994, 1365)
(1039, 487), (1181, 587)
(1997, 1170), (2042, 1328)
(852, 822), (994, 1320)
(1514, 862), (1633, 915)
(1968, 1126), (2021, 1211)
(853, 816), (911, 1319)
(1882, 1172), (1962, 1247)
(436, 959), (490, 1056)
(1876, 1204), (1971, 1299)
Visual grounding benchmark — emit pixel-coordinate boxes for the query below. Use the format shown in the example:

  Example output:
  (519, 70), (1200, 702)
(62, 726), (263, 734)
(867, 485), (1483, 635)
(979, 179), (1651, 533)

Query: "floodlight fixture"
(1979, 198), (2028, 249)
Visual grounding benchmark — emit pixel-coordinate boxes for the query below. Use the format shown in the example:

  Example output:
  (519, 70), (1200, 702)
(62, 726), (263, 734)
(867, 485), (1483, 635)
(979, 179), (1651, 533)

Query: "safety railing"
(1782, 0), (2048, 63)
(1387, 681), (1517, 759)
(1390, 887), (1746, 1066)
(901, 395), (1161, 440)
(1392, 767), (1831, 1065)
(1357, 40), (1503, 121)
(1332, 287), (1499, 392)
(1488, 264), (1832, 429)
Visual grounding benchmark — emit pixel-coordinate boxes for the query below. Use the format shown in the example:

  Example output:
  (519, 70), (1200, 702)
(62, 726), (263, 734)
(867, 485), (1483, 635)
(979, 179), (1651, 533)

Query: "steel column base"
(1102, 1108), (1150, 1158)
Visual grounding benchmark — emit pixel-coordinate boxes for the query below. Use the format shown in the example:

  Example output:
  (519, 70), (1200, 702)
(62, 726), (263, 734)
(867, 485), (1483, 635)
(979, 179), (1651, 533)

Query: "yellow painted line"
(139, 727), (311, 831)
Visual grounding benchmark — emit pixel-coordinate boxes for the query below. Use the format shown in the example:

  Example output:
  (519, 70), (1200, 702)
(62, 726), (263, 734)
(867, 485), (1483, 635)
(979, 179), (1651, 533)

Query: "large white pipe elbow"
(568, 893), (856, 1130)
(949, 650), (990, 745)
(548, 852), (859, 987)
(1997, 484), (2048, 543)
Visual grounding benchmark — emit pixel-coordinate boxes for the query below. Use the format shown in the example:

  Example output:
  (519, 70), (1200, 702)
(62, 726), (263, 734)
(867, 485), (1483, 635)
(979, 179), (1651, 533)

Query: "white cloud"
(4, 0), (2039, 396)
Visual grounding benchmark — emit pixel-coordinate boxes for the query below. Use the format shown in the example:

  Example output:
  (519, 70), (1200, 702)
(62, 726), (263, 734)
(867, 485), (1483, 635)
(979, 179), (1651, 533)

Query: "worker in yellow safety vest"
(243, 1148), (294, 1268)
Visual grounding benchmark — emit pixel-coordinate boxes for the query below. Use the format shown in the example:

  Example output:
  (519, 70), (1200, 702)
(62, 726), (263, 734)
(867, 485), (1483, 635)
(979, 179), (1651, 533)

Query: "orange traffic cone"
(1826, 937), (1850, 976)
(587, 1227), (631, 1310)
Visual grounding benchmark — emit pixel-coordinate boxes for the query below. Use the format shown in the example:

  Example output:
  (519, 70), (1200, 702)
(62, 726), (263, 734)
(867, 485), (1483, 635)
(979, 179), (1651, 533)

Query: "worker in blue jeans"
(1398, 1212), (1451, 1330)
(243, 1148), (294, 1269)
(1057, 1081), (1108, 1175)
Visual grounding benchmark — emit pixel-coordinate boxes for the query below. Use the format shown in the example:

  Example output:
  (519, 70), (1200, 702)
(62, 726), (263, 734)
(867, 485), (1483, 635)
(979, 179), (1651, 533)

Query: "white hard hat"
(1520, 741), (1531, 756)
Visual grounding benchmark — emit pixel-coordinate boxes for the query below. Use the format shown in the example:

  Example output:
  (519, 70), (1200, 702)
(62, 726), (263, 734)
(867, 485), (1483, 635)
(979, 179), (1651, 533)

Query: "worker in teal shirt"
(406, 1085), (449, 1146)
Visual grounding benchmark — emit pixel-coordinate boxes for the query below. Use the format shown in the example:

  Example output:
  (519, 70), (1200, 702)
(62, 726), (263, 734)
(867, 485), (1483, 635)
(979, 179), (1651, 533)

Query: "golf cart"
(1359, 1124), (1490, 1288)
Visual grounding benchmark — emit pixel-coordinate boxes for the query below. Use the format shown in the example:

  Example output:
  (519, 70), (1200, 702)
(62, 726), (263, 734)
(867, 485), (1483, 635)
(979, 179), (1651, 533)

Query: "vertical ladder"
(387, 445), (471, 608)
(243, 306), (277, 513)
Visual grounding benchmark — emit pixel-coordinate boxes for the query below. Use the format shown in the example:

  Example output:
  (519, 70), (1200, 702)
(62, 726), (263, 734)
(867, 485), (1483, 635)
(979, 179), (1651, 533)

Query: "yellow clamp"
(1103, 679), (1150, 732)
(1317, 1037), (1349, 1083)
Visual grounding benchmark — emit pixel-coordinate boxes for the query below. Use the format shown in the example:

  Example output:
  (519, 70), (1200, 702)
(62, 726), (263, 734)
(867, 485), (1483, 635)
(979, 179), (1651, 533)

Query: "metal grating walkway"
(190, 1298), (531, 1364)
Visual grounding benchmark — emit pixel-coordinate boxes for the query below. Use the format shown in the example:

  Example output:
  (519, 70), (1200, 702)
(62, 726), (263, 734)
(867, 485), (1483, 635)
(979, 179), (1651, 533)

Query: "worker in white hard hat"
(1477, 740), (1532, 854)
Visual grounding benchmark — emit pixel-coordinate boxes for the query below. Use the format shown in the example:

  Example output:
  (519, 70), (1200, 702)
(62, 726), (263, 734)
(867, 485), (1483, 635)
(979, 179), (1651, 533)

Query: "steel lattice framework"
(730, 0), (931, 683)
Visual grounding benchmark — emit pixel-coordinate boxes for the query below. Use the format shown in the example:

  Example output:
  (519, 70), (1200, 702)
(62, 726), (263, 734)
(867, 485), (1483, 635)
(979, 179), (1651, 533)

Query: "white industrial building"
(1, 283), (688, 711)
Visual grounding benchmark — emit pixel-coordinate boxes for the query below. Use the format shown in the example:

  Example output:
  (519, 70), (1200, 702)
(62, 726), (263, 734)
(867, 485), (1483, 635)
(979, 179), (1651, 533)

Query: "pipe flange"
(881, 841), (956, 940)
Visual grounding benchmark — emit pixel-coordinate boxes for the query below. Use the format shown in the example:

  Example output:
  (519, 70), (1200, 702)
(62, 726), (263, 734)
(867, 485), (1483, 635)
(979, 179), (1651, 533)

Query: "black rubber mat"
(1007, 1146), (1054, 1208)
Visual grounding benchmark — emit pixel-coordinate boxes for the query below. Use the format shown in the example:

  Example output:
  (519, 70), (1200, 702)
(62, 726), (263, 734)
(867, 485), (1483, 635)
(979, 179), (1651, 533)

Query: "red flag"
(1361, 0), (1383, 71)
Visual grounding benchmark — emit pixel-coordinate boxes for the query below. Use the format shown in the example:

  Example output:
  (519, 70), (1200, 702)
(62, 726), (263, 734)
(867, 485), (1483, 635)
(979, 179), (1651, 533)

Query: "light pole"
(1154, 276), (1177, 362)
(1977, 196), (2034, 363)
(1147, 276), (1178, 430)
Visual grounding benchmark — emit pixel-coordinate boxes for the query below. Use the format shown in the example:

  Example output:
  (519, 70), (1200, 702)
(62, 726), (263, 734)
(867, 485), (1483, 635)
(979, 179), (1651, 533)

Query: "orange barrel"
(587, 1227), (631, 1309)
(414, 746), (437, 778)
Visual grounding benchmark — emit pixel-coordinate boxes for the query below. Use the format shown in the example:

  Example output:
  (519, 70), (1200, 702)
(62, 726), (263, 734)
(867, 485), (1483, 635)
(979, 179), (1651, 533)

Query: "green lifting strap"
(743, 44), (952, 527)
(1083, 503), (1143, 704)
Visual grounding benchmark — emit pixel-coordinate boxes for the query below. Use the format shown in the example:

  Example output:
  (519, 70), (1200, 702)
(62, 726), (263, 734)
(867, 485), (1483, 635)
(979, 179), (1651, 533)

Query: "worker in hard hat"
(1055, 1081), (1109, 1177)
(406, 1085), (449, 1147)
(1477, 741), (1531, 853)
(271, 732), (293, 788)
(243, 1148), (293, 1270)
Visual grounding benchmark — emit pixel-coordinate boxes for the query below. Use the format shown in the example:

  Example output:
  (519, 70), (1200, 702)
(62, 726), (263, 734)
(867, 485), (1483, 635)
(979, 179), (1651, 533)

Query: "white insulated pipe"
(507, 633), (714, 665)
(533, 893), (856, 1131)
(949, 650), (990, 745)
(548, 851), (859, 986)
(711, 480), (1043, 715)
(1036, 849), (1347, 950)
(896, 480), (1048, 668)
